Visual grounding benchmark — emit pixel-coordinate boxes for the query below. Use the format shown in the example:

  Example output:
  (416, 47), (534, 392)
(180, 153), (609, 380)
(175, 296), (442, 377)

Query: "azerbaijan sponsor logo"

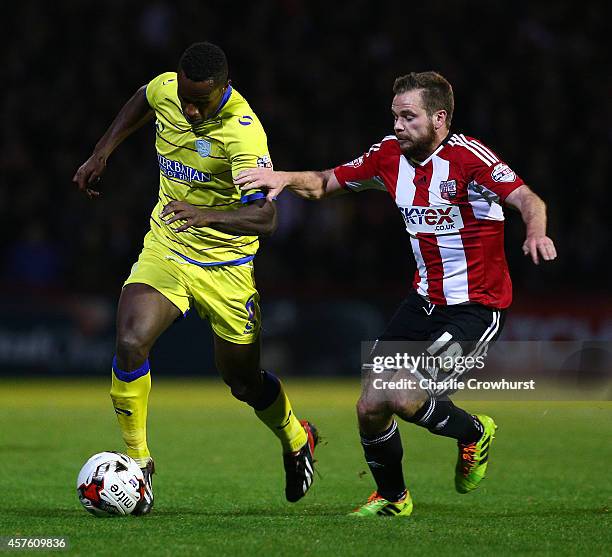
(157, 153), (211, 183)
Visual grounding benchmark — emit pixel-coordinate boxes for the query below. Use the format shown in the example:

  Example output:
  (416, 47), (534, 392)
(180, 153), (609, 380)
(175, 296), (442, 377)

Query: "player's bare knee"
(356, 397), (388, 424)
(224, 377), (260, 404)
(115, 331), (150, 368)
(230, 385), (250, 403)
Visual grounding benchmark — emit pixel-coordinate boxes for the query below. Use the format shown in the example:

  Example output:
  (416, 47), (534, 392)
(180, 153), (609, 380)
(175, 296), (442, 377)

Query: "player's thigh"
(361, 291), (432, 413)
(213, 333), (261, 385)
(116, 284), (182, 349)
(359, 366), (429, 420)
(118, 241), (189, 348)
(421, 305), (505, 396)
(428, 304), (505, 357)
(192, 262), (261, 349)
(190, 262), (261, 378)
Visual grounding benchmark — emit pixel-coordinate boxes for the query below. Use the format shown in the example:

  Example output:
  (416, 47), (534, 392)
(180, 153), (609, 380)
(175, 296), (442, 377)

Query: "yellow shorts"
(124, 235), (260, 344)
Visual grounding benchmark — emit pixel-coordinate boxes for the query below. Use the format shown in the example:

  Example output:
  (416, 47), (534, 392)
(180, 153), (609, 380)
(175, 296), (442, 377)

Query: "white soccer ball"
(77, 452), (144, 517)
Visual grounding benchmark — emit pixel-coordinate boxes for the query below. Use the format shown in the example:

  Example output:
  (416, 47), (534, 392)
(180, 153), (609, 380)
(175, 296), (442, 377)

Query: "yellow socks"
(110, 363), (305, 460)
(110, 356), (152, 467)
(253, 371), (307, 453)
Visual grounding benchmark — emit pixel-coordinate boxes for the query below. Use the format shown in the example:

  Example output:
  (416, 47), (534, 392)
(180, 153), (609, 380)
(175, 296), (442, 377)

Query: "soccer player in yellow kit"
(73, 42), (318, 514)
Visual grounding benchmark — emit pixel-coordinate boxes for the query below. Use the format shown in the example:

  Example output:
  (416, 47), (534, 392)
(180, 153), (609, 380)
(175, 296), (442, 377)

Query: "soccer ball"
(77, 452), (144, 517)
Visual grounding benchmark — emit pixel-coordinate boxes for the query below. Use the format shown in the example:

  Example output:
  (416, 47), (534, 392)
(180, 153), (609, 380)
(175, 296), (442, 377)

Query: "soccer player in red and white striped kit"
(236, 72), (557, 516)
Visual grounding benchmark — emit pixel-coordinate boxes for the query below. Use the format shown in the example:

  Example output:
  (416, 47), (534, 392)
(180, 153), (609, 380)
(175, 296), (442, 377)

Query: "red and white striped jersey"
(334, 133), (524, 309)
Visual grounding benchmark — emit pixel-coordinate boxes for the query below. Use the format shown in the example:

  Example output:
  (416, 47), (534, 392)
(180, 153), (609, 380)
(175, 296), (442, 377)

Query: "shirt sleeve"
(461, 136), (524, 202)
(145, 72), (176, 111)
(333, 141), (387, 193)
(225, 112), (271, 204)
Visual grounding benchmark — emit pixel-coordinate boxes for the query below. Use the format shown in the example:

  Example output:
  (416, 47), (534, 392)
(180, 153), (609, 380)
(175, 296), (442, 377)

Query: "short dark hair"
(393, 71), (454, 126)
(179, 42), (228, 84)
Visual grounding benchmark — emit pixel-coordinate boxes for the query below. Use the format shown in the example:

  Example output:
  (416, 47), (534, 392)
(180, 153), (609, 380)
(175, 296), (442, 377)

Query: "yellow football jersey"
(144, 71), (271, 266)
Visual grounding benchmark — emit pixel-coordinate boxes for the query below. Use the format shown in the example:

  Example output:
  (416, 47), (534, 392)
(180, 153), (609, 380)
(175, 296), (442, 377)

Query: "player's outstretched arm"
(235, 168), (345, 201)
(505, 184), (557, 265)
(72, 85), (154, 198)
(160, 199), (277, 237)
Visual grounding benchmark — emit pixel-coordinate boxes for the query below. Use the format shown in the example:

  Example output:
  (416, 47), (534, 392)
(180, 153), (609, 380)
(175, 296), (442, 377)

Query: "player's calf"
(359, 420), (407, 504)
(238, 370), (319, 501)
(402, 397), (483, 445)
(400, 397), (496, 493)
(110, 357), (153, 478)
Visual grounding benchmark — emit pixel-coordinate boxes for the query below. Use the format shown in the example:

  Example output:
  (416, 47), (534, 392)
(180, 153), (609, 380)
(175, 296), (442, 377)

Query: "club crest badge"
(439, 179), (457, 200)
(195, 139), (211, 158)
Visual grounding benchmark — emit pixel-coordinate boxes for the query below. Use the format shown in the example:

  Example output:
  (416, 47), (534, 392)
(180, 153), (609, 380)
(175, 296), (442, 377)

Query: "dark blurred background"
(1, 0), (610, 376)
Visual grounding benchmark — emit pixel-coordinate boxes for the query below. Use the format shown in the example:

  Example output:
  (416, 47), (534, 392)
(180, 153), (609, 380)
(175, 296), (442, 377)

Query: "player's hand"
(160, 201), (210, 233)
(522, 235), (557, 265)
(72, 153), (107, 198)
(235, 168), (288, 202)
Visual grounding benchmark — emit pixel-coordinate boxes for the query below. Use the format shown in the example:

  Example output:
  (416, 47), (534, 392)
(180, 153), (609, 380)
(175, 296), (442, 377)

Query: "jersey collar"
(408, 130), (452, 167)
(207, 85), (233, 120)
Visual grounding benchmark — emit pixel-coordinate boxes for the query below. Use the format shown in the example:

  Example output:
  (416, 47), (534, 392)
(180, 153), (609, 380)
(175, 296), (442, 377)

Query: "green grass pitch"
(0, 378), (611, 556)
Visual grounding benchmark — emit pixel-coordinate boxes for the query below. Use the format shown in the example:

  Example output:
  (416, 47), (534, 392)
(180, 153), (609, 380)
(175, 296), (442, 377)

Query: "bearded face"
(392, 90), (445, 161)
